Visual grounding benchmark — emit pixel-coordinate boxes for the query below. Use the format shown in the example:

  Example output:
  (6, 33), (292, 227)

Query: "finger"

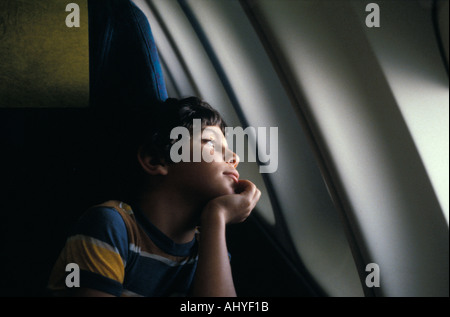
(254, 188), (261, 202)
(251, 189), (261, 209)
(234, 179), (250, 193)
(253, 188), (261, 199)
(236, 180), (257, 196)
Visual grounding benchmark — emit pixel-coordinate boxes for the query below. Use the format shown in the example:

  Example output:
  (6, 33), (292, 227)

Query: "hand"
(202, 180), (261, 225)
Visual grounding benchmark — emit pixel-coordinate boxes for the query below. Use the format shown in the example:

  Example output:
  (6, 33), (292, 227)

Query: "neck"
(135, 185), (202, 244)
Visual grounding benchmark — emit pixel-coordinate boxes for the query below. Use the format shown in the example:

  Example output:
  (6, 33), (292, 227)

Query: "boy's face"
(167, 125), (240, 202)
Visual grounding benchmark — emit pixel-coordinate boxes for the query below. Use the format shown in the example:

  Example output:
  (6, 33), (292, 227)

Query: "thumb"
(235, 179), (256, 195)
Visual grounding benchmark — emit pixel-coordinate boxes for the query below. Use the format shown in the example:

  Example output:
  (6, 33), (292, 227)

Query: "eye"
(206, 140), (215, 148)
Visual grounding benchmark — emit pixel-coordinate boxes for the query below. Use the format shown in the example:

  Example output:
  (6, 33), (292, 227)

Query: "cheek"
(207, 163), (236, 193)
(200, 162), (221, 179)
(201, 146), (224, 163)
(197, 163), (230, 189)
(177, 162), (219, 184)
(171, 162), (233, 195)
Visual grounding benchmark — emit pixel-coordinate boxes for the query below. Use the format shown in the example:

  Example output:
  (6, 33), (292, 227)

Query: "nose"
(225, 149), (240, 168)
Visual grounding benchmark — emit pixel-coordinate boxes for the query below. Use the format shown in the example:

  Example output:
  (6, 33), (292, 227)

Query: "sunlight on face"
(190, 125), (237, 165)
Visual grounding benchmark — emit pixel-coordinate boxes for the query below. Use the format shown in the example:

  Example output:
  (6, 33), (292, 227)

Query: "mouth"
(223, 170), (239, 184)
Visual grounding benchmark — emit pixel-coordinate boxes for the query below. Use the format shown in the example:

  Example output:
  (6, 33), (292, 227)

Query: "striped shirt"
(48, 200), (198, 296)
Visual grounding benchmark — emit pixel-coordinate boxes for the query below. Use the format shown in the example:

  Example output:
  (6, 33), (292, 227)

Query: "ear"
(137, 147), (169, 176)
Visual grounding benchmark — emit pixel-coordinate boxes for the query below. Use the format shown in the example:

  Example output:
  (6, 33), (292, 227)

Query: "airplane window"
(351, 0), (449, 224)
(0, 1), (89, 109)
(247, 0), (449, 297)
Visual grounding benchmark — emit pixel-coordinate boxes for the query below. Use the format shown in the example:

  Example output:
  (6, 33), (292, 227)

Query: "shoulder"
(71, 200), (136, 245)
(75, 202), (125, 231)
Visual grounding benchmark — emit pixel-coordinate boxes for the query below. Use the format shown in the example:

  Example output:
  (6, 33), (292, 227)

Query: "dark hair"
(115, 96), (227, 202)
(140, 97), (227, 164)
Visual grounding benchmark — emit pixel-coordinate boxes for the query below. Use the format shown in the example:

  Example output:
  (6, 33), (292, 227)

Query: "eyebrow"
(202, 128), (221, 139)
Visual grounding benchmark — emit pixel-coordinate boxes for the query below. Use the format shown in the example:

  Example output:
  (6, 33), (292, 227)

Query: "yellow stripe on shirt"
(64, 234), (125, 284)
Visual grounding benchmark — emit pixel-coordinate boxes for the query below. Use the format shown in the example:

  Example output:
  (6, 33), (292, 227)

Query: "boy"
(48, 97), (261, 296)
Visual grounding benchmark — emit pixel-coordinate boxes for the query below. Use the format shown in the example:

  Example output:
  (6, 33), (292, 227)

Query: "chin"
(201, 178), (237, 199)
(211, 184), (236, 197)
(223, 183), (237, 195)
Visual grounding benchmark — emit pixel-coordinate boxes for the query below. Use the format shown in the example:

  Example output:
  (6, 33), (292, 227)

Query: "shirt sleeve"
(48, 206), (129, 296)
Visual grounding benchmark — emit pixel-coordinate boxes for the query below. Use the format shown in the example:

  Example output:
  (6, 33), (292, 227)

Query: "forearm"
(190, 211), (236, 297)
